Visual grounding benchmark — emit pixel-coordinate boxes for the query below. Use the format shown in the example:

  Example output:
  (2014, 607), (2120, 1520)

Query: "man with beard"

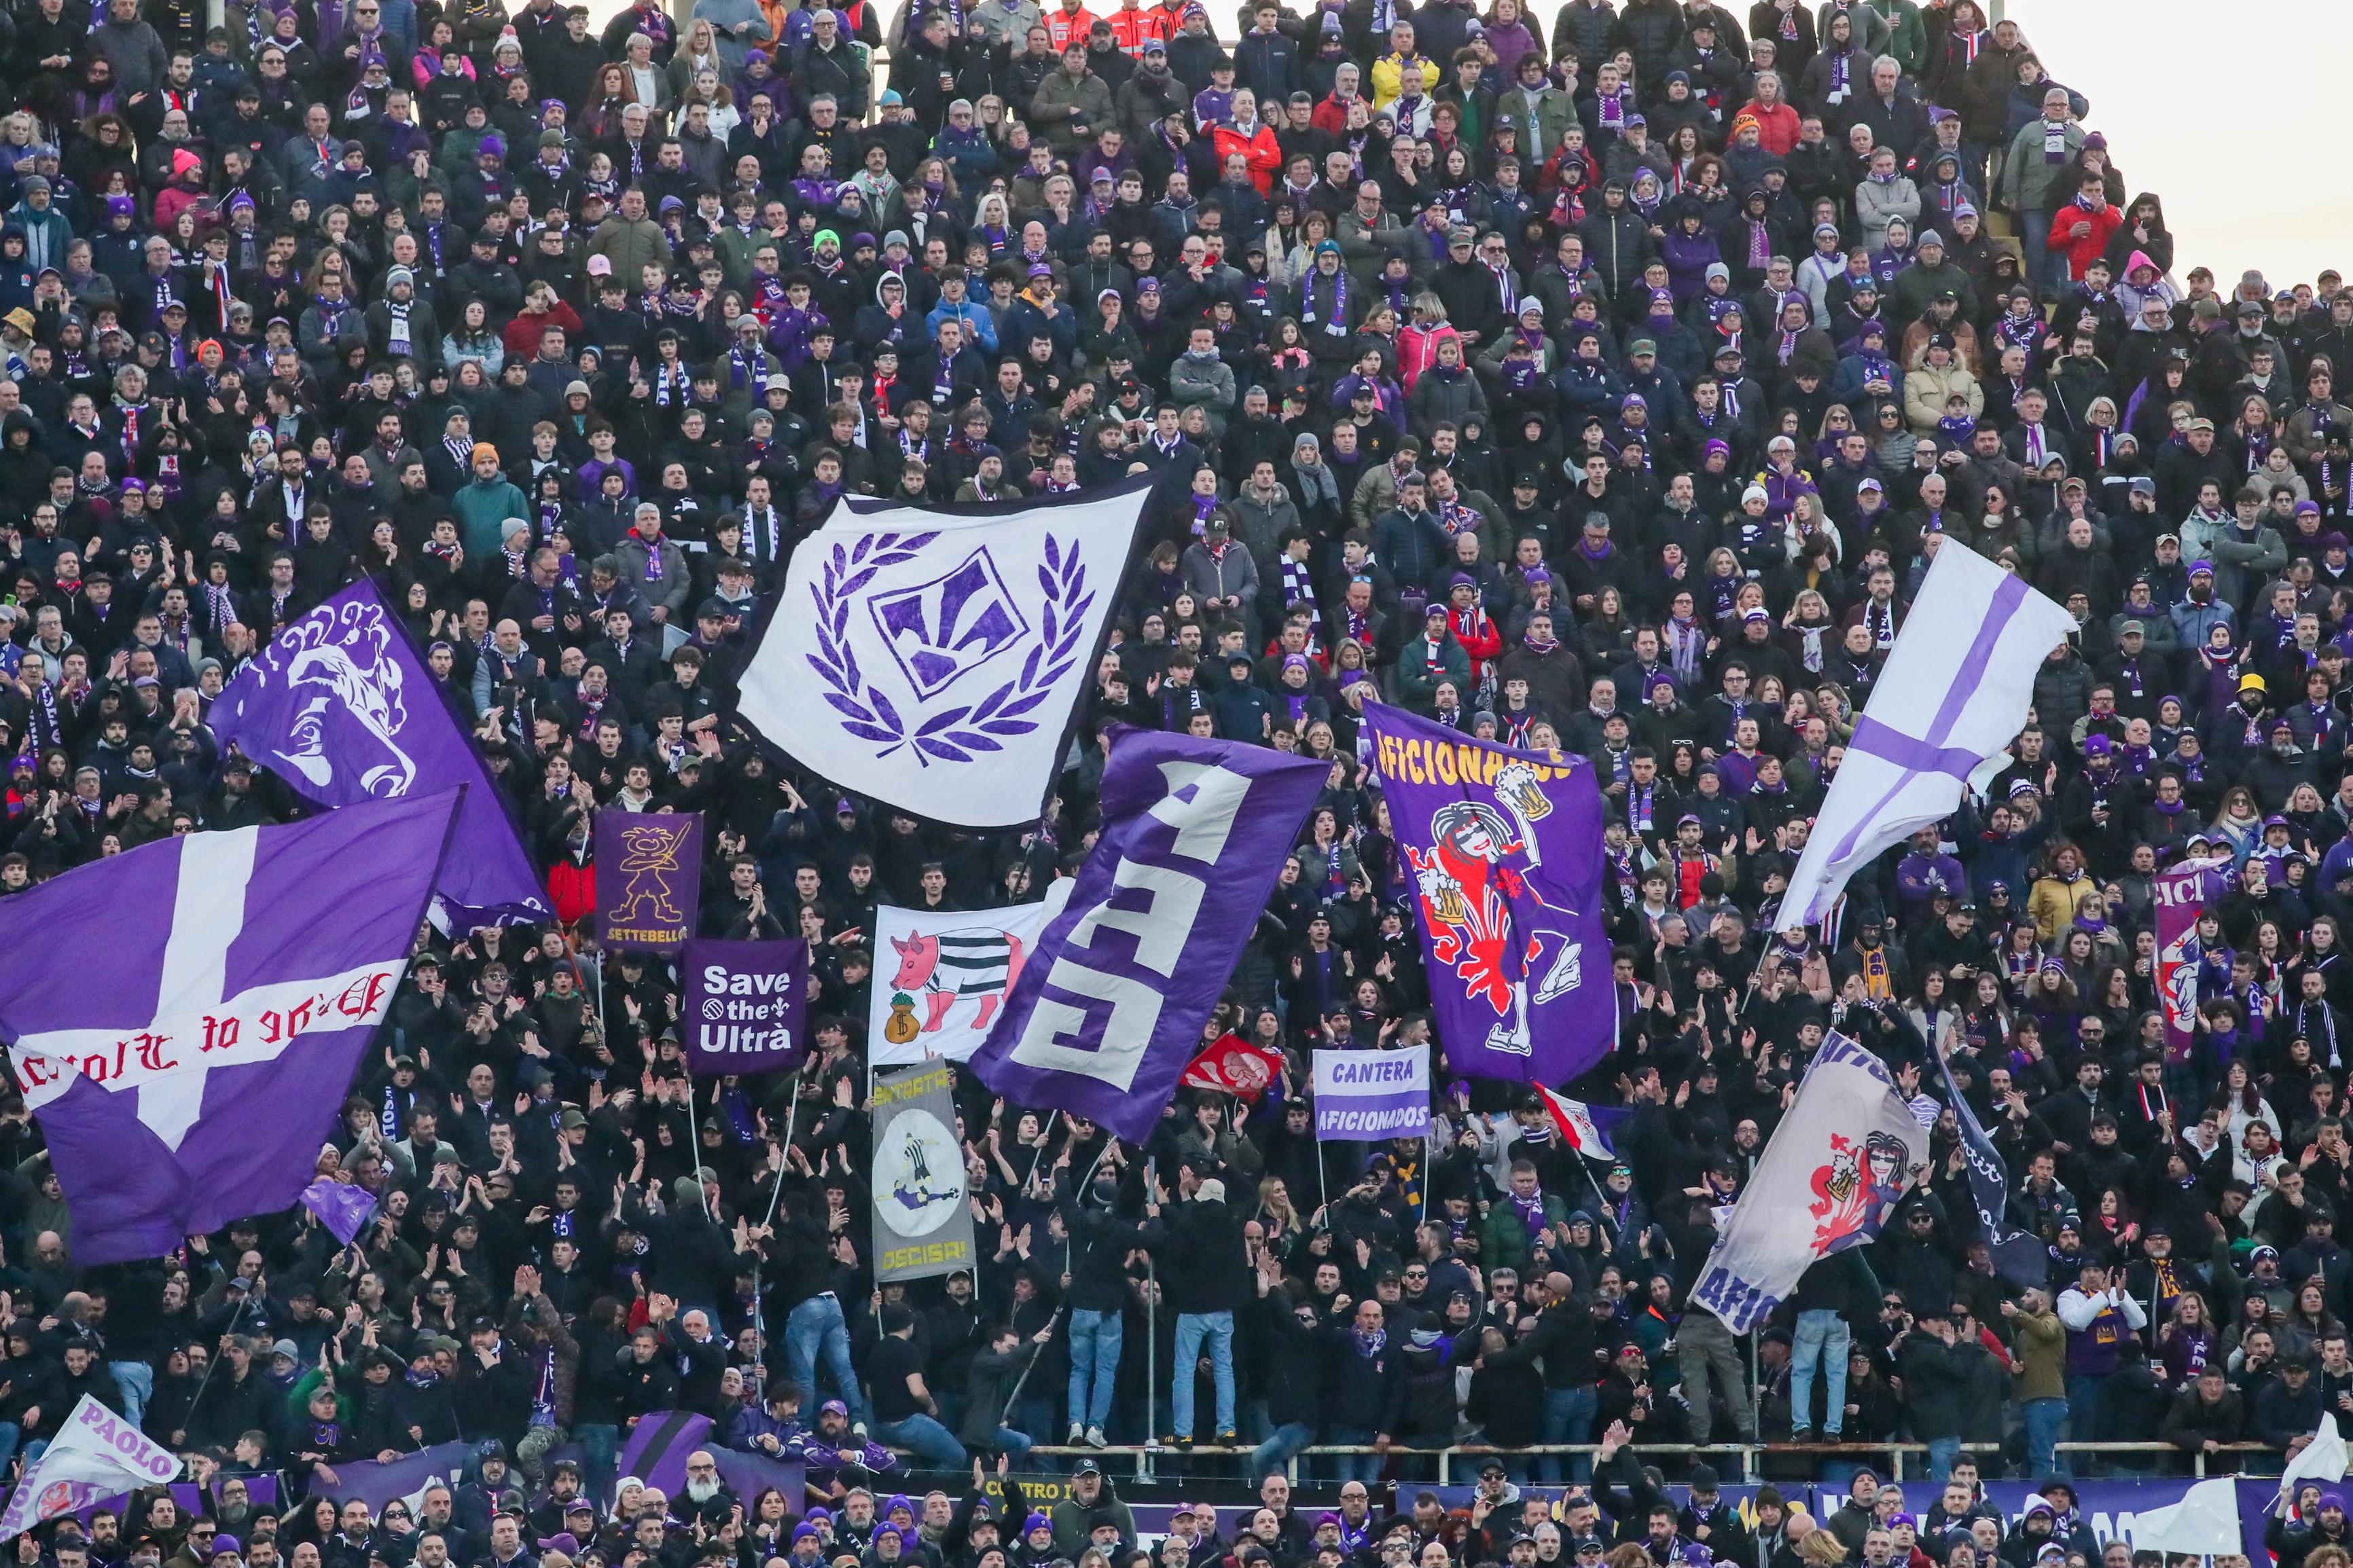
(676, 1450), (740, 1529)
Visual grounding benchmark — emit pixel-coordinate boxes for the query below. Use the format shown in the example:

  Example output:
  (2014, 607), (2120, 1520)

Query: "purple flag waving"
(209, 577), (550, 927)
(0, 793), (461, 1264)
(681, 938), (809, 1073)
(1363, 702), (1616, 1085)
(971, 727), (1325, 1142)
(300, 1177), (378, 1245)
(308, 1442), (472, 1508)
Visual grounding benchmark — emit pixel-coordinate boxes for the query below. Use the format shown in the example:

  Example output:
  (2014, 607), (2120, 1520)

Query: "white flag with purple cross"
(1777, 541), (2076, 931)
(737, 479), (1152, 829)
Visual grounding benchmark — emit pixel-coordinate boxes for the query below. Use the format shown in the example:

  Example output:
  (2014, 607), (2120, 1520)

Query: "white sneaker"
(852, 1421), (869, 1439)
(1069, 1423), (1086, 1444)
(1085, 1426), (1107, 1448)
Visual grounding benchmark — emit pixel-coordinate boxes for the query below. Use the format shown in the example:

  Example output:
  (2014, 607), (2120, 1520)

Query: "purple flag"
(681, 938), (809, 1074)
(617, 1410), (805, 1501)
(2158, 858), (2230, 1063)
(300, 1177), (378, 1245)
(971, 727), (1325, 1142)
(0, 793), (461, 1264)
(595, 810), (704, 953)
(308, 1442), (471, 1509)
(1363, 701), (1616, 1085)
(209, 577), (549, 927)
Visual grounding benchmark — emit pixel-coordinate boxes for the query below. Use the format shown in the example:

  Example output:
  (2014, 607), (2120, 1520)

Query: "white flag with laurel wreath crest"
(738, 483), (1152, 828)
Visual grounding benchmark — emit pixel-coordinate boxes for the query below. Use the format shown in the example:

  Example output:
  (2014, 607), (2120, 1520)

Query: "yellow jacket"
(1369, 51), (1437, 110)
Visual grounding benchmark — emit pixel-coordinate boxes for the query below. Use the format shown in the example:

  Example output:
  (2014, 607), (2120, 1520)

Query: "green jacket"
(1862, 0), (1924, 75)
(453, 475), (531, 555)
(1395, 633), (1470, 714)
(2000, 120), (2087, 213)
(1479, 1190), (1569, 1275)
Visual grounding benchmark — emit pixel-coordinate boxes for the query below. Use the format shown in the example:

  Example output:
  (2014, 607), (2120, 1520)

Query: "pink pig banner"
(867, 882), (1071, 1066)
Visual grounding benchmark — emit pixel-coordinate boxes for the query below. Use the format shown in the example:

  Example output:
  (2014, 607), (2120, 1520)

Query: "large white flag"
(0, 1396), (183, 1539)
(1689, 1032), (1929, 1332)
(1778, 543), (2075, 929)
(867, 880), (1071, 1065)
(739, 481), (1150, 828)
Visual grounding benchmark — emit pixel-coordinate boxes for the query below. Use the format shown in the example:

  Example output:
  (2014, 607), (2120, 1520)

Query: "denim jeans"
(1172, 1309), (1236, 1437)
(1325, 1422), (1382, 1483)
(111, 1360), (154, 1427)
(1791, 1309), (1851, 1434)
(1067, 1307), (1123, 1429)
(1538, 1384), (1597, 1484)
(0, 1421), (18, 1480)
(1248, 1421), (1316, 1480)
(1926, 1434), (1960, 1482)
(872, 1413), (967, 1469)
(2066, 1370), (2108, 1456)
(787, 1294), (865, 1425)
(2023, 1397), (2066, 1479)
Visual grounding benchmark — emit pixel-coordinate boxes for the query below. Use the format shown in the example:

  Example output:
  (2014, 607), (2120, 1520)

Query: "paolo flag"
(595, 809), (704, 953)
(972, 727), (1326, 1143)
(0, 792), (460, 1263)
(680, 938), (809, 1073)
(1690, 1032), (1929, 1332)
(738, 479), (1150, 828)
(1778, 545), (2075, 928)
(1364, 701), (1615, 1083)
(209, 576), (550, 926)
(0, 1396), (182, 1539)
(872, 1061), (977, 1281)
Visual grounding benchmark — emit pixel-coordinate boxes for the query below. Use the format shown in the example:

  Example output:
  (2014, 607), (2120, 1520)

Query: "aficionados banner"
(209, 576), (549, 926)
(737, 481), (1149, 828)
(594, 810), (704, 953)
(2157, 859), (2229, 1063)
(971, 727), (1325, 1143)
(0, 1396), (182, 1539)
(0, 793), (458, 1263)
(869, 888), (1068, 1065)
(1313, 1046), (1431, 1139)
(1363, 701), (1615, 1084)
(1691, 1032), (1928, 1332)
(681, 938), (809, 1074)
(872, 1062), (977, 1281)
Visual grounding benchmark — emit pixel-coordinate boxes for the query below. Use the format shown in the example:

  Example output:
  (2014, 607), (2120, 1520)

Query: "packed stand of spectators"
(0, 0), (2351, 1550)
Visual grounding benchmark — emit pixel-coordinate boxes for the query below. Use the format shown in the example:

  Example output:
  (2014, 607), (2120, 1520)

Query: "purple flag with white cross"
(0, 793), (461, 1263)
(209, 576), (550, 927)
(970, 727), (1325, 1143)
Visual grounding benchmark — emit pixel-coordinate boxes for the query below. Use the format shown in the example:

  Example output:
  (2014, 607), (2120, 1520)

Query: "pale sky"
(599, 0), (2350, 285)
(2005, 0), (2353, 290)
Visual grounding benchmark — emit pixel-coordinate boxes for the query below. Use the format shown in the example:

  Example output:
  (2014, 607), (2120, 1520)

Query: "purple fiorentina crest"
(869, 547), (1030, 699)
(211, 577), (549, 926)
(595, 809), (704, 954)
(0, 793), (459, 1263)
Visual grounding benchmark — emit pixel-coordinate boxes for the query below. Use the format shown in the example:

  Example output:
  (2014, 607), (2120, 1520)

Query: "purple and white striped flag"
(1776, 545), (2076, 930)
(0, 794), (461, 1263)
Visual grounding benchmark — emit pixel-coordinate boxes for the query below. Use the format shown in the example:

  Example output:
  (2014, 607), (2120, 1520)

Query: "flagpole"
(1145, 1156), (1159, 1456)
(749, 1072), (803, 1347)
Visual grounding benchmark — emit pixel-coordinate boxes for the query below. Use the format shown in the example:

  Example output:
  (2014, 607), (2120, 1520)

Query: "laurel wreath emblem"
(805, 531), (1096, 765)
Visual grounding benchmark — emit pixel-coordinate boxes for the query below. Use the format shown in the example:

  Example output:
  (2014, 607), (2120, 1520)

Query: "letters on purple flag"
(971, 727), (1325, 1143)
(681, 938), (809, 1074)
(0, 794), (461, 1263)
(595, 810), (704, 953)
(1363, 701), (1616, 1086)
(209, 577), (550, 926)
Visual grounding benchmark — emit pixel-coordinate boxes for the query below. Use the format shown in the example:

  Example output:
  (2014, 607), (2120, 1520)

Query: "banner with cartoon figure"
(867, 882), (1071, 1066)
(1364, 701), (1615, 1084)
(2157, 858), (2229, 1063)
(1690, 1032), (1929, 1332)
(871, 1061), (977, 1281)
(594, 810), (704, 953)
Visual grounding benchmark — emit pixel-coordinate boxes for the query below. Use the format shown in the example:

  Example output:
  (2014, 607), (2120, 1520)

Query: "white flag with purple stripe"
(1777, 545), (2075, 930)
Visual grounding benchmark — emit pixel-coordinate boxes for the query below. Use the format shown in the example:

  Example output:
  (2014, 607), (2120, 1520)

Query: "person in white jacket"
(2056, 1260), (2149, 1450)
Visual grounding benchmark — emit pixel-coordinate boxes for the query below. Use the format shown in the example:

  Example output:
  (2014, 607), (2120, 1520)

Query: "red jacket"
(1212, 120), (1283, 195)
(2045, 200), (2125, 281)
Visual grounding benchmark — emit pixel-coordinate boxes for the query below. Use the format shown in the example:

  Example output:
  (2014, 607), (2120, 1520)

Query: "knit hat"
(479, 132), (507, 159)
(471, 442), (499, 462)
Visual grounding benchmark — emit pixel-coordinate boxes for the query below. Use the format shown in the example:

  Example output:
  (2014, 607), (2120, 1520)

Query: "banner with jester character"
(1363, 702), (1615, 1084)
(1689, 1032), (1929, 1332)
(2157, 858), (2231, 1064)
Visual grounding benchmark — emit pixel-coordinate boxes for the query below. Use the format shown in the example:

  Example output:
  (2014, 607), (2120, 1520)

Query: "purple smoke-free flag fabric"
(300, 1177), (378, 1245)
(307, 1442), (473, 1509)
(595, 809), (704, 953)
(971, 727), (1325, 1142)
(1363, 701), (1617, 1085)
(681, 938), (809, 1074)
(209, 577), (550, 927)
(617, 1410), (805, 1503)
(0, 792), (461, 1264)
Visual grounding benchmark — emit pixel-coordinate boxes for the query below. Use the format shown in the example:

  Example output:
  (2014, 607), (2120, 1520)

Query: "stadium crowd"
(1, 0), (2352, 1562)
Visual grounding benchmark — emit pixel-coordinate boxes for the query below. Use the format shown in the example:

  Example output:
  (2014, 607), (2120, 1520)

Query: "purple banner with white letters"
(971, 727), (1325, 1143)
(2158, 859), (2229, 1064)
(681, 938), (809, 1074)
(1363, 701), (1615, 1085)
(210, 576), (549, 927)
(0, 795), (457, 1265)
